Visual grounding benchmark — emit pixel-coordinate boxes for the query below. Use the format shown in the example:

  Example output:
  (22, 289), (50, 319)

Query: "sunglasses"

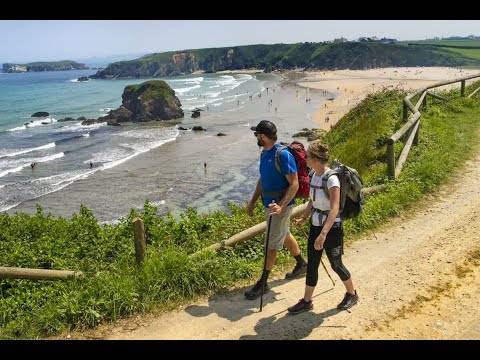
(254, 132), (261, 136)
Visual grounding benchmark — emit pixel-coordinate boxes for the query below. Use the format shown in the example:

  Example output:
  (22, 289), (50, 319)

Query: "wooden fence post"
(403, 101), (408, 122)
(461, 80), (466, 97)
(133, 218), (146, 265)
(422, 94), (427, 109)
(387, 140), (396, 180)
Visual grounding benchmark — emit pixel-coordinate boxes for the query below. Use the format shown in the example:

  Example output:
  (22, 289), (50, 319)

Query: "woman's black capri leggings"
(306, 223), (351, 287)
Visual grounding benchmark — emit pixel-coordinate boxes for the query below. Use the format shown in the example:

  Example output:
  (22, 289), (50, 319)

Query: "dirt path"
(97, 148), (480, 340)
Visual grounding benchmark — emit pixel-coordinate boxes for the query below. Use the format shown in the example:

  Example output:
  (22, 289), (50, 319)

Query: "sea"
(0, 69), (328, 223)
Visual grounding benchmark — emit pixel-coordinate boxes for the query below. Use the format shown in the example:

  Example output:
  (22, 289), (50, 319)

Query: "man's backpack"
(320, 159), (364, 220)
(274, 141), (310, 198)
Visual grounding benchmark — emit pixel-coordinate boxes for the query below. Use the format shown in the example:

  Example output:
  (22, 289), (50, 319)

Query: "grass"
(1, 80), (480, 339)
(405, 40), (480, 61)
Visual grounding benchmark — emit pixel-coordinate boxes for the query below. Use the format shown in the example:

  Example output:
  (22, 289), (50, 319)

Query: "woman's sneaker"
(337, 290), (359, 310)
(287, 298), (313, 314)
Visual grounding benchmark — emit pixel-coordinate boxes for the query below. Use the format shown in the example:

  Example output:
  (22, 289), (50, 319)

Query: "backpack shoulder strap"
(322, 169), (339, 199)
(274, 145), (288, 175)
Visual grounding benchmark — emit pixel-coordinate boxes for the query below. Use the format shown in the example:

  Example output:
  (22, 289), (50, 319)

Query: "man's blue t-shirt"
(260, 143), (297, 208)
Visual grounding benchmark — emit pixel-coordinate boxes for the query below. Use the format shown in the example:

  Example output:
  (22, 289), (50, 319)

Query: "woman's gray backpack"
(321, 160), (364, 220)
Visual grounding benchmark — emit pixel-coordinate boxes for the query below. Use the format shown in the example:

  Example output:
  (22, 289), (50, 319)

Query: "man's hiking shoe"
(288, 298), (313, 314)
(244, 281), (270, 300)
(285, 262), (308, 279)
(337, 290), (359, 310)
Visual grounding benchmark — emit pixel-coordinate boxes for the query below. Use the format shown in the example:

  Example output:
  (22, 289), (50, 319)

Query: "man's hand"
(268, 200), (282, 216)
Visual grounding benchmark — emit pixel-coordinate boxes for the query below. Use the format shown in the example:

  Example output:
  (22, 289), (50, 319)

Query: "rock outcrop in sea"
(92, 80), (184, 125)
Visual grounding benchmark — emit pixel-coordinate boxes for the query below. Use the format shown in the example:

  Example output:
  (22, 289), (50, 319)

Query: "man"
(245, 120), (308, 300)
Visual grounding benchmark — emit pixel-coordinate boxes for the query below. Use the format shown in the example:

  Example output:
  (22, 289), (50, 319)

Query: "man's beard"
(257, 138), (265, 147)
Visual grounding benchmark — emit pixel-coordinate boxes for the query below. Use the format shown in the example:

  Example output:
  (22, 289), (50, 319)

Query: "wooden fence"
(388, 74), (480, 179)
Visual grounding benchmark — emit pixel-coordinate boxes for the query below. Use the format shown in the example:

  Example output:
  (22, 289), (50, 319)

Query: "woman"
(287, 141), (358, 314)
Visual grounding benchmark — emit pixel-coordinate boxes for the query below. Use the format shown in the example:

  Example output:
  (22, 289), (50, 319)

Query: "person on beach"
(287, 141), (358, 314)
(245, 120), (307, 300)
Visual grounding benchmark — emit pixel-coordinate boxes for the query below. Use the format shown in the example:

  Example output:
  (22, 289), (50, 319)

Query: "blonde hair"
(307, 141), (330, 163)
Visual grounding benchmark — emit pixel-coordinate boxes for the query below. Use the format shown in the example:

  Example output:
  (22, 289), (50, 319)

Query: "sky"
(1, 20), (479, 63)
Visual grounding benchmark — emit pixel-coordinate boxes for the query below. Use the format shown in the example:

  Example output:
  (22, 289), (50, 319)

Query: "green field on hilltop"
(406, 40), (480, 61)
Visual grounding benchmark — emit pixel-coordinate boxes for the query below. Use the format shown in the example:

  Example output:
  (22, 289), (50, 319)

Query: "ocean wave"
(173, 84), (201, 94)
(0, 169), (96, 212)
(102, 137), (176, 170)
(150, 200), (165, 207)
(236, 74), (253, 80)
(55, 134), (87, 144)
(0, 165), (25, 178)
(0, 201), (20, 213)
(7, 125), (26, 132)
(203, 91), (221, 98)
(169, 76), (204, 83)
(0, 152), (64, 179)
(54, 122), (105, 134)
(0, 142), (55, 159)
(7, 117), (56, 132)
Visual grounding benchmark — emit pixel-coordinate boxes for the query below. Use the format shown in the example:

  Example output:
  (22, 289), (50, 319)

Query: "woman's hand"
(294, 217), (305, 229)
(314, 233), (326, 251)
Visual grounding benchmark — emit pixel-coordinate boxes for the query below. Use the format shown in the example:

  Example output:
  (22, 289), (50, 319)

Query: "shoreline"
(203, 66), (480, 133)
(295, 66), (480, 131)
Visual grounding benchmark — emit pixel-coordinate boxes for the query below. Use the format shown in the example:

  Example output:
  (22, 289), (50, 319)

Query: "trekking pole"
(299, 226), (335, 287)
(260, 213), (273, 312)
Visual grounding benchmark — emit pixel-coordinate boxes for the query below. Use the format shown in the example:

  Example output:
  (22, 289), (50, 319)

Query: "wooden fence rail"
(389, 74), (480, 179)
(0, 267), (83, 280)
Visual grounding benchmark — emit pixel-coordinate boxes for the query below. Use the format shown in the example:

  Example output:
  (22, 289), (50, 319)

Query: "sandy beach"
(296, 67), (480, 131)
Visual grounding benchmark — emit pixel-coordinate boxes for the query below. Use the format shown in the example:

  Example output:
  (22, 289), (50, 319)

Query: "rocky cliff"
(89, 41), (480, 79)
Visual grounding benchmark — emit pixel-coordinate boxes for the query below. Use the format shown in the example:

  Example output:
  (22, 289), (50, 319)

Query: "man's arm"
(248, 178), (262, 216)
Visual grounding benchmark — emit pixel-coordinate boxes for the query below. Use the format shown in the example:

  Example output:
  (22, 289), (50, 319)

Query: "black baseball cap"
(250, 120), (277, 136)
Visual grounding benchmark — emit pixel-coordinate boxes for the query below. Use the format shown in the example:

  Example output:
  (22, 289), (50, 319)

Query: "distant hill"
(74, 53), (148, 69)
(2, 60), (88, 73)
(91, 41), (480, 79)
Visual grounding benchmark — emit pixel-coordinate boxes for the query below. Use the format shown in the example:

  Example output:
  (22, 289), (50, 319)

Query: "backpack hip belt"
(313, 208), (342, 227)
